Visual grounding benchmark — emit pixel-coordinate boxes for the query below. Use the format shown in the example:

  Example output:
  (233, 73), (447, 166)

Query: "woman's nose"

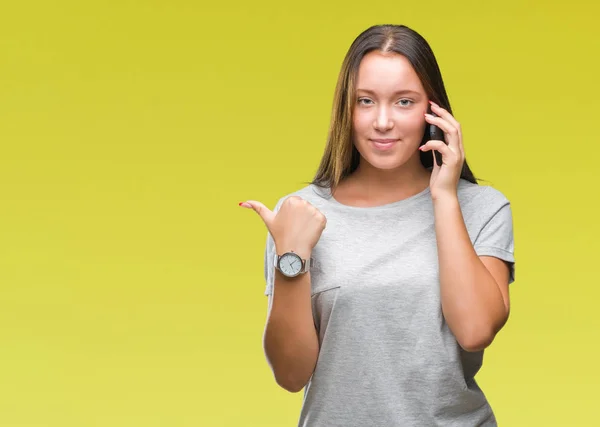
(374, 108), (394, 131)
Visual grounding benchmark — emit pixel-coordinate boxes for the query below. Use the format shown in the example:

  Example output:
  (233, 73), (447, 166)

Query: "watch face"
(278, 252), (303, 277)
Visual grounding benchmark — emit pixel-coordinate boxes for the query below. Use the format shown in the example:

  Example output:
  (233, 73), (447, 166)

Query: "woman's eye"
(358, 98), (413, 106)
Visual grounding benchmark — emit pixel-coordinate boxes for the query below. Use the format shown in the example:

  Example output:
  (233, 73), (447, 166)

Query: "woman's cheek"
(353, 114), (371, 135)
(400, 112), (427, 137)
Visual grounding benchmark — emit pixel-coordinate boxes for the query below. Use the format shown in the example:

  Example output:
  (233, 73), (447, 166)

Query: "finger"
(239, 200), (275, 228)
(429, 101), (461, 133)
(420, 139), (452, 152)
(424, 113), (460, 151)
(419, 140), (456, 164)
(424, 113), (457, 137)
(428, 101), (465, 154)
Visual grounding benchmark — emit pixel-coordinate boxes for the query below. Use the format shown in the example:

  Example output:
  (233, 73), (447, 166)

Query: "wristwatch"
(274, 251), (314, 278)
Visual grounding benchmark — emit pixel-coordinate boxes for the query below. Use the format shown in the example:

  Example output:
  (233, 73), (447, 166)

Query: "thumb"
(239, 200), (275, 229)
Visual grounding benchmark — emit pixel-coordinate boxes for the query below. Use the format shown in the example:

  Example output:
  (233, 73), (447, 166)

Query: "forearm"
(263, 269), (319, 393)
(433, 194), (508, 352)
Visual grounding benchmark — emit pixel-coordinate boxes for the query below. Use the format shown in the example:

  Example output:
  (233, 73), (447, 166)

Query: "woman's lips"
(370, 139), (399, 150)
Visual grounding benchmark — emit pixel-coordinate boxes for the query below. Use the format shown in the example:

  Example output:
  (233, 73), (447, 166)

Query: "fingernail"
(239, 202), (251, 208)
(424, 113), (433, 118)
(429, 100), (437, 106)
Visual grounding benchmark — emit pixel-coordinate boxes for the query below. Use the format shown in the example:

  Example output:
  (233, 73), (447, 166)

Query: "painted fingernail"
(424, 113), (433, 118)
(429, 100), (437, 105)
(239, 202), (251, 208)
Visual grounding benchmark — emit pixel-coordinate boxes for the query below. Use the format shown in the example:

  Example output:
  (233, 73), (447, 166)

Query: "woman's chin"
(361, 155), (412, 171)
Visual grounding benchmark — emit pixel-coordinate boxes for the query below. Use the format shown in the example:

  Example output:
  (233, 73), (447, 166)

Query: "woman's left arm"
(433, 194), (510, 352)
(421, 100), (511, 352)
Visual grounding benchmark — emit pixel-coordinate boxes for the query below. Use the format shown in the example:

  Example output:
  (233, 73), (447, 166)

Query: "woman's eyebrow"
(356, 88), (421, 96)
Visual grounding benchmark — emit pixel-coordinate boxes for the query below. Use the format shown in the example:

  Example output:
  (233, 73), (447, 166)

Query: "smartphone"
(426, 105), (446, 167)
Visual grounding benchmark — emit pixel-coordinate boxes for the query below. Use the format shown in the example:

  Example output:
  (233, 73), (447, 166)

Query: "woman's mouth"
(370, 139), (399, 151)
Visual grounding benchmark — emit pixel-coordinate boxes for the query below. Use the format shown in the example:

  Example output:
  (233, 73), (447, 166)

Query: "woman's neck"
(333, 159), (431, 207)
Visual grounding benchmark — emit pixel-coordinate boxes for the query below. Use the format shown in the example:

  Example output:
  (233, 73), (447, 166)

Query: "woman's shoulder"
(457, 179), (511, 210)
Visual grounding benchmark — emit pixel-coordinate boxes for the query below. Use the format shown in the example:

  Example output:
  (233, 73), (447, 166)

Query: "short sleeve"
(263, 197), (285, 296)
(473, 196), (516, 284)
(264, 230), (276, 296)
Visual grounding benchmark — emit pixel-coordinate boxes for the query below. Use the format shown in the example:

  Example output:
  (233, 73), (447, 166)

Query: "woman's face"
(352, 50), (429, 171)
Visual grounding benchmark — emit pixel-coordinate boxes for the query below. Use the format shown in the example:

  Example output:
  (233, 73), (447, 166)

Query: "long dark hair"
(311, 24), (478, 190)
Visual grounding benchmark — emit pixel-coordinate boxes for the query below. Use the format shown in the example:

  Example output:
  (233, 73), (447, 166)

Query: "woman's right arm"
(263, 265), (319, 393)
(240, 195), (326, 393)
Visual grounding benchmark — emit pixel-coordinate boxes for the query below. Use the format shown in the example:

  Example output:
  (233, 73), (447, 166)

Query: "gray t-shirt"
(263, 179), (515, 427)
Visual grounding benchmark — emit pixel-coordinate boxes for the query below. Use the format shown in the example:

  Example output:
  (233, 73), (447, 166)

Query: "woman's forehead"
(356, 52), (423, 94)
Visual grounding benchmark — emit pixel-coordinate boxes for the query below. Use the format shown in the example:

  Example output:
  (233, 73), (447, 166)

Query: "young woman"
(240, 24), (515, 427)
